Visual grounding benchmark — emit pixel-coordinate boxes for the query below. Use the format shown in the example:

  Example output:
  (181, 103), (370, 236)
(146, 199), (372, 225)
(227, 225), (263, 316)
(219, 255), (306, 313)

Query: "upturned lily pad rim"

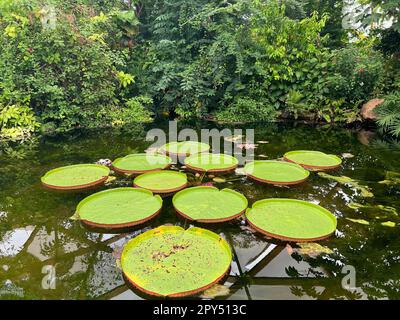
(75, 187), (163, 229)
(41, 164), (110, 190)
(283, 150), (342, 170)
(184, 153), (239, 173)
(121, 225), (232, 297)
(133, 170), (188, 194)
(159, 141), (211, 157)
(111, 153), (173, 175)
(245, 198), (337, 242)
(244, 160), (310, 185)
(172, 186), (248, 223)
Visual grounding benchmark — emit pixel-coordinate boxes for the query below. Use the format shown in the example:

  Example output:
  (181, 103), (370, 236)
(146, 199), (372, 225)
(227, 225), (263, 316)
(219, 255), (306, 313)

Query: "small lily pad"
(184, 153), (238, 173)
(112, 153), (172, 174)
(318, 172), (374, 198)
(74, 188), (162, 228)
(41, 164), (110, 190)
(172, 186), (248, 222)
(245, 199), (337, 242)
(296, 242), (334, 257)
(284, 150), (342, 170)
(381, 221), (396, 227)
(159, 141), (210, 157)
(121, 226), (232, 297)
(134, 170), (188, 194)
(244, 160), (310, 185)
(346, 218), (370, 225)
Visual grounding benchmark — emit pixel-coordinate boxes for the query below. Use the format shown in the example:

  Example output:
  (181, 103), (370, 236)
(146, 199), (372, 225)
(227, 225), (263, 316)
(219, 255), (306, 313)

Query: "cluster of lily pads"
(41, 141), (342, 297)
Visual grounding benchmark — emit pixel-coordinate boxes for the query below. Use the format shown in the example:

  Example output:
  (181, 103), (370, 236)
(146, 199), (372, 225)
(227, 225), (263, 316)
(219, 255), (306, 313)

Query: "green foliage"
(0, 0), (142, 134)
(0, 0), (398, 137)
(0, 104), (40, 140)
(376, 92), (400, 137)
(327, 46), (384, 103)
(215, 97), (276, 123)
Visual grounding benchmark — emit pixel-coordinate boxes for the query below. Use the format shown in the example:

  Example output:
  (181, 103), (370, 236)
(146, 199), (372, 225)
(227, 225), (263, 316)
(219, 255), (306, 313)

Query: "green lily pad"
(284, 150), (342, 170)
(381, 221), (396, 227)
(318, 172), (374, 198)
(112, 153), (172, 174)
(184, 153), (238, 173)
(245, 199), (337, 242)
(296, 242), (334, 257)
(74, 188), (162, 228)
(121, 226), (232, 297)
(41, 164), (110, 190)
(346, 218), (370, 225)
(172, 186), (248, 222)
(133, 170), (188, 194)
(244, 160), (310, 185)
(159, 141), (210, 157)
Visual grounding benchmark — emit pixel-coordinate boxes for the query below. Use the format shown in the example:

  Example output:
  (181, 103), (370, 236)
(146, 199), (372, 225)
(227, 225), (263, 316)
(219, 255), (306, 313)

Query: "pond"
(0, 121), (399, 300)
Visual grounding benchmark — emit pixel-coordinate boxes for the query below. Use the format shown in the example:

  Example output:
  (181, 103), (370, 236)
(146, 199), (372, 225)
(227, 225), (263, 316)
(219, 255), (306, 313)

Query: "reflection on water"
(0, 122), (399, 300)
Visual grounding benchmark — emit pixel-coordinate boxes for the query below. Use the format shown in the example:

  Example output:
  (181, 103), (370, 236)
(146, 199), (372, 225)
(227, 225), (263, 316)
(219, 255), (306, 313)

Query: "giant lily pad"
(245, 199), (337, 242)
(284, 150), (342, 170)
(172, 186), (248, 222)
(121, 226), (232, 297)
(41, 164), (110, 190)
(74, 188), (162, 228)
(133, 170), (188, 194)
(159, 141), (210, 157)
(244, 160), (310, 185)
(184, 153), (239, 173)
(112, 153), (172, 175)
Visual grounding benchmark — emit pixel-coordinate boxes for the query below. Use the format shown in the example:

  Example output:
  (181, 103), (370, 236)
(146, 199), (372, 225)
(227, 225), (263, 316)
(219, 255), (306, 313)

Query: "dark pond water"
(0, 121), (399, 300)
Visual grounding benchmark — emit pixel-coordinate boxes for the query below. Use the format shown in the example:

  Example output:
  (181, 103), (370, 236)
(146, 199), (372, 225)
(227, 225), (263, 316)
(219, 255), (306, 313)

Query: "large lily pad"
(245, 199), (337, 242)
(284, 150), (342, 170)
(133, 170), (188, 194)
(112, 153), (172, 174)
(184, 153), (239, 173)
(41, 164), (110, 190)
(74, 188), (162, 228)
(159, 141), (210, 157)
(172, 186), (248, 222)
(244, 160), (310, 185)
(121, 226), (232, 297)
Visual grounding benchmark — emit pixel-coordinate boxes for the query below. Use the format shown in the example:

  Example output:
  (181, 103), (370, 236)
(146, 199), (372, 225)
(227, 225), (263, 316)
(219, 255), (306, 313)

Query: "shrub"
(376, 92), (400, 138)
(215, 97), (276, 123)
(0, 104), (40, 140)
(327, 46), (384, 103)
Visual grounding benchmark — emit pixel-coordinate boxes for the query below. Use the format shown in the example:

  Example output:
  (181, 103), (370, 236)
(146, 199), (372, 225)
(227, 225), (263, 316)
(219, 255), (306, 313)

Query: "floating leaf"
(159, 141), (210, 157)
(213, 177), (226, 183)
(318, 173), (373, 198)
(121, 226), (232, 297)
(112, 153), (172, 174)
(347, 203), (398, 215)
(184, 153), (238, 173)
(172, 187), (248, 222)
(41, 164), (110, 190)
(245, 199), (337, 241)
(381, 221), (396, 227)
(296, 242), (334, 257)
(74, 188), (162, 228)
(105, 176), (117, 184)
(284, 150), (342, 170)
(346, 218), (370, 225)
(244, 161), (309, 185)
(134, 170), (187, 194)
(257, 141), (269, 144)
(200, 284), (230, 299)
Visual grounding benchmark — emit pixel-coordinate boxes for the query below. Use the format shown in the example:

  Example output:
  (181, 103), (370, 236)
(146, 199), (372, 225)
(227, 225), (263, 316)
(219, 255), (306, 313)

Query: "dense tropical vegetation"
(0, 0), (399, 142)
